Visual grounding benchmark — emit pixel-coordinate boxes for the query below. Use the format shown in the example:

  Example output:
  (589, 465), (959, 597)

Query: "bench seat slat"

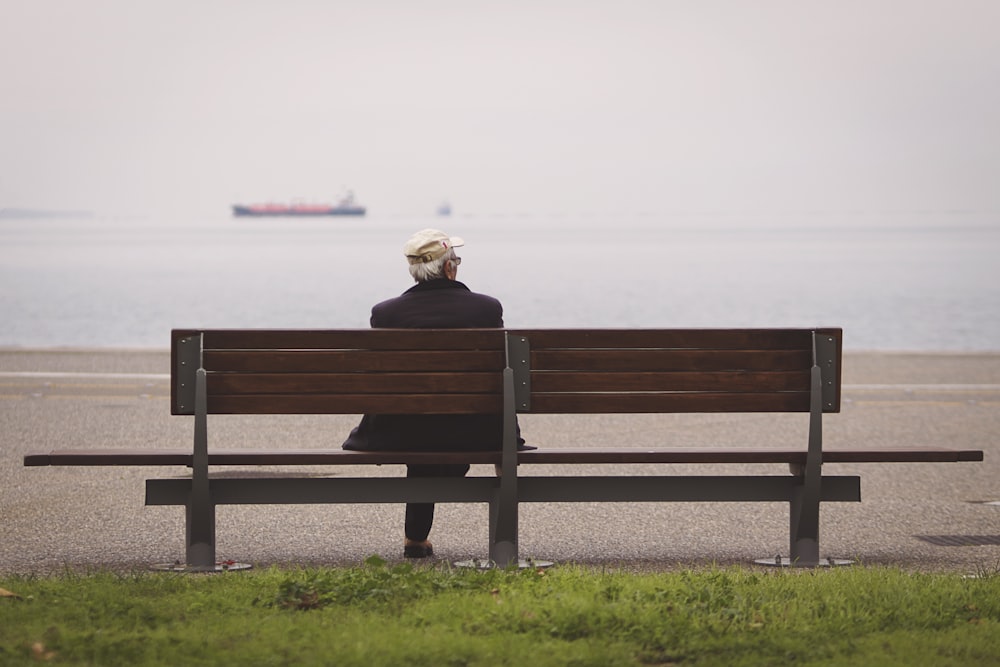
(511, 328), (828, 350)
(520, 447), (985, 464)
(532, 349), (812, 372)
(212, 372), (810, 395)
(209, 372), (504, 395)
(24, 449), (503, 466)
(530, 392), (813, 413)
(532, 371), (811, 393)
(204, 350), (505, 373)
(146, 476), (863, 506)
(208, 393), (503, 414)
(197, 328), (507, 351)
(25, 446), (983, 467)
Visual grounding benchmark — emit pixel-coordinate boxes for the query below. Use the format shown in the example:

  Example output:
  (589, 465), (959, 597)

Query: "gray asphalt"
(2, 349), (998, 574)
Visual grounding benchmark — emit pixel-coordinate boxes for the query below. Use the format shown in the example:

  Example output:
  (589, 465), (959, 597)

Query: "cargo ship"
(232, 191), (365, 217)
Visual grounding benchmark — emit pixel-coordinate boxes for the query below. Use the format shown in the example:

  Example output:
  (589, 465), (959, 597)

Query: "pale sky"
(2, 0), (998, 218)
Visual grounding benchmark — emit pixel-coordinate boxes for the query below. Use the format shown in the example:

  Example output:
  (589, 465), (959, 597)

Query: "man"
(343, 229), (524, 558)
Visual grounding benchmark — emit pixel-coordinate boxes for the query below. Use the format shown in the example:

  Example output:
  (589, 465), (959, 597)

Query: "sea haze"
(1, 213), (997, 351)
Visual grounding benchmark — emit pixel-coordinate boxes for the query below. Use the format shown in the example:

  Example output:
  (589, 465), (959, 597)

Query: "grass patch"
(1, 557), (998, 666)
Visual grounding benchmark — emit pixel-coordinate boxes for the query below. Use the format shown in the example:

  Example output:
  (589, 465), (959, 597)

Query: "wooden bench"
(24, 327), (983, 569)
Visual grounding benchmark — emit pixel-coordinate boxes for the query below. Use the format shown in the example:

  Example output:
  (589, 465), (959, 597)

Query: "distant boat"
(436, 201), (452, 216)
(232, 191), (366, 217)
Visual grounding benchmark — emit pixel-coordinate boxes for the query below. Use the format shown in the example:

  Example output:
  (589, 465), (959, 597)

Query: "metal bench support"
(186, 338), (216, 570)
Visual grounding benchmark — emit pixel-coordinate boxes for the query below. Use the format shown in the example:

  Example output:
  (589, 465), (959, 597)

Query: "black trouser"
(404, 463), (470, 541)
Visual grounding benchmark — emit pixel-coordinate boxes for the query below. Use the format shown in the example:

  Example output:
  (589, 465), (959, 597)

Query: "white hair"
(409, 247), (458, 282)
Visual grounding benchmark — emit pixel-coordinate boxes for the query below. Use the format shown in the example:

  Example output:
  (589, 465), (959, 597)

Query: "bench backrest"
(171, 329), (508, 416)
(172, 328), (841, 417)
(509, 328), (842, 414)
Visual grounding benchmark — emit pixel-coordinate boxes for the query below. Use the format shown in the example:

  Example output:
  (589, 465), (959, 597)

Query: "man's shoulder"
(386, 280), (500, 304)
(372, 281), (503, 328)
(372, 292), (405, 311)
(458, 287), (502, 305)
(451, 281), (502, 304)
(447, 287), (503, 314)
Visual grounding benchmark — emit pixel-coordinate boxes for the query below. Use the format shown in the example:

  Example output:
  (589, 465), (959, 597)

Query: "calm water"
(1, 213), (998, 351)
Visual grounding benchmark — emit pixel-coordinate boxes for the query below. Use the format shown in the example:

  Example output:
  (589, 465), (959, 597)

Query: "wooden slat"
(510, 328), (819, 350)
(24, 445), (983, 468)
(22, 452), (53, 466)
(200, 328), (506, 351)
(25, 449), (192, 466)
(531, 370), (810, 393)
(203, 350), (505, 373)
(195, 450), (504, 465)
(518, 447), (985, 464)
(531, 349), (812, 372)
(527, 448), (808, 464)
(207, 393), (504, 414)
(822, 447), (984, 463)
(529, 392), (812, 413)
(23, 449), (503, 466)
(208, 372), (503, 395)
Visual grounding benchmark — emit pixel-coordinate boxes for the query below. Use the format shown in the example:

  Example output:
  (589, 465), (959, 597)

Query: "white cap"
(403, 229), (465, 264)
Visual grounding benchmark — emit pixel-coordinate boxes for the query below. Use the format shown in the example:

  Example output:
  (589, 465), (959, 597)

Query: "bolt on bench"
(24, 327), (983, 569)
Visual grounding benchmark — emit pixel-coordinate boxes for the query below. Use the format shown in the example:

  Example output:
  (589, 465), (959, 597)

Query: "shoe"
(403, 539), (434, 558)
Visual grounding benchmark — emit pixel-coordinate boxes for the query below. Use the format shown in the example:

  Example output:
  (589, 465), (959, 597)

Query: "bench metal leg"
(789, 483), (820, 566)
(186, 494), (216, 569)
(785, 334), (826, 567)
(186, 364), (217, 569)
(489, 479), (518, 567)
(488, 358), (520, 567)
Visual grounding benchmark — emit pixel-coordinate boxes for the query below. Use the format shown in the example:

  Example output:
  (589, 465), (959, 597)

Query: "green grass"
(2, 557), (999, 666)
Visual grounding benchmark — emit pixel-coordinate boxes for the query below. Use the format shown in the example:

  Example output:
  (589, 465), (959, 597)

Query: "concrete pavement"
(2, 348), (998, 574)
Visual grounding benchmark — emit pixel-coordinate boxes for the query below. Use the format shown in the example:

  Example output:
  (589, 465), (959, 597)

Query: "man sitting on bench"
(342, 229), (527, 558)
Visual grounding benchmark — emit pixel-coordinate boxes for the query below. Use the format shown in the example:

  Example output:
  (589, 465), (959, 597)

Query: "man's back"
(344, 274), (507, 452)
(371, 279), (503, 329)
(342, 228), (519, 555)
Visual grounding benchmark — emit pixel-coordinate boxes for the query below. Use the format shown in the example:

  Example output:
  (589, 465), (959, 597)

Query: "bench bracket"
(174, 335), (201, 415)
(507, 334), (531, 412)
(815, 332), (840, 412)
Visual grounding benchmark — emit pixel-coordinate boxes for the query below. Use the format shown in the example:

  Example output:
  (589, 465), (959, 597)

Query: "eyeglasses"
(453, 257), (462, 266)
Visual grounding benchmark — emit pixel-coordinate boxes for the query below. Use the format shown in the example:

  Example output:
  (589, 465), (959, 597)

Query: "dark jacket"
(342, 279), (515, 452)
(369, 278), (503, 329)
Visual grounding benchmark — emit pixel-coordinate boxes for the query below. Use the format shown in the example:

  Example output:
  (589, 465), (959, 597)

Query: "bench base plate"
(754, 556), (854, 568)
(454, 558), (555, 570)
(150, 561), (253, 573)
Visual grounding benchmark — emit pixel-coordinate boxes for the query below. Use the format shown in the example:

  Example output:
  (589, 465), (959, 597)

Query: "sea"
(1, 212), (998, 351)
